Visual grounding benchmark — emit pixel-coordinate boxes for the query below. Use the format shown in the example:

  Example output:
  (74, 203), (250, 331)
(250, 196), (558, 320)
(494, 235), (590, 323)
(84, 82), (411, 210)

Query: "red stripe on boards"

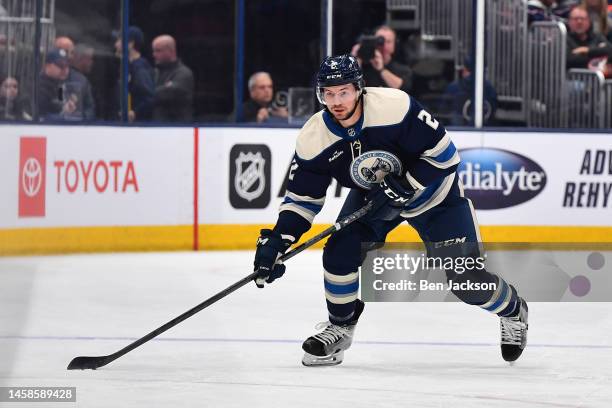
(193, 127), (199, 251)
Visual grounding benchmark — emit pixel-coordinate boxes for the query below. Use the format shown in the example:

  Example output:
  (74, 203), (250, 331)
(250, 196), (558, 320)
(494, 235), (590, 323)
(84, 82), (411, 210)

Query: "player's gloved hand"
(253, 229), (293, 288)
(366, 174), (415, 221)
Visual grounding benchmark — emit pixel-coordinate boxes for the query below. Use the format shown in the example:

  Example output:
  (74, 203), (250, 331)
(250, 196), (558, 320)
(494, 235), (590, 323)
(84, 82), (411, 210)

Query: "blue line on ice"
(1, 335), (612, 349)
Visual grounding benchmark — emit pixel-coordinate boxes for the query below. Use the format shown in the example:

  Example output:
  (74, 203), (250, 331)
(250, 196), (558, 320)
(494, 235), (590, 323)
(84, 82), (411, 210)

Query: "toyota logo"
(22, 157), (42, 197)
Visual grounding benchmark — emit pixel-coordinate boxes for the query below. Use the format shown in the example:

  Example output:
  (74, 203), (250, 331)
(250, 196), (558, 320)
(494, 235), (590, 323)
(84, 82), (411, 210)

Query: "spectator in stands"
(114, 26), (155, 122)
(583, 0), (612, 41)
(55, 36), (74, 60)
(55, 36), (95, 120)
(351, 25), (412, 92)
(442, 57), (498, 126)
(0, 76), (31, 120)
(240, 72), (288, 123)
(151, 35), (194, 122)
(38, 48), (80, 121)
(73, 44), (95, 76)
(528, 0), (568, 23)
(566, 5), (612, 70)
(556, 0), (583, 19)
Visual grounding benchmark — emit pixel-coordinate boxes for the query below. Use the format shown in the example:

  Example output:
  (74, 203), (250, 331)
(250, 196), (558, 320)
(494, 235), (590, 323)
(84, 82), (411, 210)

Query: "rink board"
(1, 124), (611, 254)
(199, 127), (612, 249)
(0, 125), (195, 254)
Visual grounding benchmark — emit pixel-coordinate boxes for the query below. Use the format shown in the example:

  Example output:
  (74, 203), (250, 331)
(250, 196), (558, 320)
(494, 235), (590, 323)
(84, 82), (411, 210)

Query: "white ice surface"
(1, 250), (611, 408)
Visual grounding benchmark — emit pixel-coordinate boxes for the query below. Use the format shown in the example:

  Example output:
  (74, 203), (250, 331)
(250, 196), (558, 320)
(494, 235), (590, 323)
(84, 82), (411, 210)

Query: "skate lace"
(500, 316), (526, 345)
(312, 322), (351, 346)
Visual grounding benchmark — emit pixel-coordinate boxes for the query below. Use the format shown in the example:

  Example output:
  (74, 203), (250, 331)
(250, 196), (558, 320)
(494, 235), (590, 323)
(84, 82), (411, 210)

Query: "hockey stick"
(67, 201), (373, 370)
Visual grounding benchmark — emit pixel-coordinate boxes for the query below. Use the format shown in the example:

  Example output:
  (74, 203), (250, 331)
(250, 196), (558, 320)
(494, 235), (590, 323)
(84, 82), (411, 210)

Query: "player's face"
(322, 85), (359, 120)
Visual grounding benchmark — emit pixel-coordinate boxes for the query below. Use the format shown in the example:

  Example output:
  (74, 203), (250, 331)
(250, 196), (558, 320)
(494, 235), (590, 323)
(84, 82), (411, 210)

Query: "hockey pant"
(322, 188), (520, 325)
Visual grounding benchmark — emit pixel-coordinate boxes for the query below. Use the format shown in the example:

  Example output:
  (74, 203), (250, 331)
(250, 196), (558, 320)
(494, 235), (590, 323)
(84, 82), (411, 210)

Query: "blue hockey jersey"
(275, 87), (460, 240)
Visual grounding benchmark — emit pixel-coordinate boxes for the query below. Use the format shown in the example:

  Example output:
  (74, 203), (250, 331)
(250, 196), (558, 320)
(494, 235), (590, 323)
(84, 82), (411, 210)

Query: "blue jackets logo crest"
(350, 150), (402, 189)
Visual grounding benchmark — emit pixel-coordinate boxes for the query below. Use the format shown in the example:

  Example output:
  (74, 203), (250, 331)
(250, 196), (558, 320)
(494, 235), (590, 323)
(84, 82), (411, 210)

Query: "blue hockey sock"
(323, 269), (359, 325)
(478, 276), (520, 317)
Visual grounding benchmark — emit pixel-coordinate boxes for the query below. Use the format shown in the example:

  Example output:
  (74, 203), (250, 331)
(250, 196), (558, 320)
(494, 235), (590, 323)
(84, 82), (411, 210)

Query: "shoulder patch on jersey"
(362, 87), (410, 128)
(296, 111), (343, 161)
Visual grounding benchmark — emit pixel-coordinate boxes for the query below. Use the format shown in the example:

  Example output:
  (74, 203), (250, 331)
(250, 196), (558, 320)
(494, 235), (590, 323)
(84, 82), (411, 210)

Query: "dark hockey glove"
(366, 174), (415, 221)
(253, 229), (293, 288)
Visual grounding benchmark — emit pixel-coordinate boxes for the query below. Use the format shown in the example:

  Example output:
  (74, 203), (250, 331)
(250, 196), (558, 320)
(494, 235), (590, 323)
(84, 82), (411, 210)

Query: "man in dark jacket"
(239, 72), (288, 123)
(38, 48), (80, 121)
(566, 5), (612, 69)
(351, 25), (412, 93)
(55, 36), (96, 120)
(151, 35), (194, 122)
(442, 57), (498, 126)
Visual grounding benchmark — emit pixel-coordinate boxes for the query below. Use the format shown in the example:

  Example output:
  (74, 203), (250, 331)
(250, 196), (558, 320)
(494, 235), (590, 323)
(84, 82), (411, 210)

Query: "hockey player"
(253, 54), (528, 366)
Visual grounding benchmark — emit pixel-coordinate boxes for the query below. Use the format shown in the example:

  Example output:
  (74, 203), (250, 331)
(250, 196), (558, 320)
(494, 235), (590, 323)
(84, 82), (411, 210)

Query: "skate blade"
(302, 351), (344, 367)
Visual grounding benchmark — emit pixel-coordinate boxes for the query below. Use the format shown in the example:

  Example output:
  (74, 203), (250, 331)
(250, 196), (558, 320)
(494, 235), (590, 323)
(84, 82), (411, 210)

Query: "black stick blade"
(67, 355), (111, 370)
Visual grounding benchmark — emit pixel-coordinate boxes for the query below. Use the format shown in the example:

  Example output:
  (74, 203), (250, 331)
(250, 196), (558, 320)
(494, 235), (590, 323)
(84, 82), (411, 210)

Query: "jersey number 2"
(417, 110), (439, 130)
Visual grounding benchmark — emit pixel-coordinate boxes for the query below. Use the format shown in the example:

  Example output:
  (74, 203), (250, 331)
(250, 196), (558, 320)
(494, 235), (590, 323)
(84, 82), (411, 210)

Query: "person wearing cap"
(114, 26), (155, 122)
(55, 36), (96, 120)
(38, 48), (79, 121)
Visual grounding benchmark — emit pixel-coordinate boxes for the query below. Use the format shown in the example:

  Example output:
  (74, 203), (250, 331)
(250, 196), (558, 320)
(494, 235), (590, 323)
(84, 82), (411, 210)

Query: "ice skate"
(500, 298), (529, 362)
(301, 300), (364, 366)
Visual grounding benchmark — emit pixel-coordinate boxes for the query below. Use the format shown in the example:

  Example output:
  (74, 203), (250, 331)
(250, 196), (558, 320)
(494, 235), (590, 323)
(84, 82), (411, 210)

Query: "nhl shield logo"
(229, 144), (271, 209)
(234, 152), (266, 202)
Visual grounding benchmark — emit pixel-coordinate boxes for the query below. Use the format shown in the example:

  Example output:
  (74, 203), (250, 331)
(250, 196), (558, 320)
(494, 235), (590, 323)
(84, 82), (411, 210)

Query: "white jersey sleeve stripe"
(279, 203), (317, 224)
(422, 132), (451, 157)
(405, 170), (426, 190)
(421, 150), (460, 169)
(401, 173), (456, 218)
(286, 191), (326, 206)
